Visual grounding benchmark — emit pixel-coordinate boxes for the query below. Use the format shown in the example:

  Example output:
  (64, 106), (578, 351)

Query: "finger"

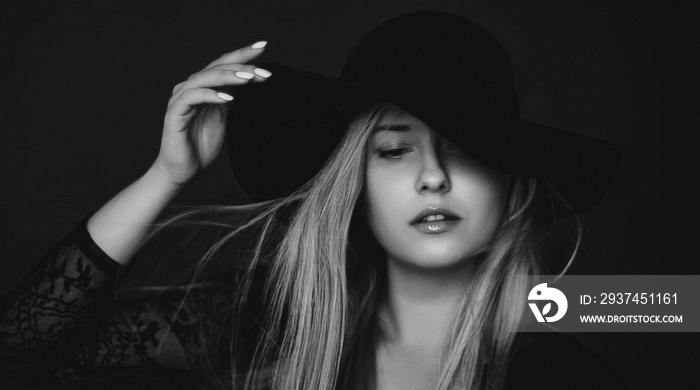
(173, 64), (270, 97)
(174, 66), (252, 98)
(166, 88), (233, 126)
(203, 41), (267, 71)
(208, 63), (272, 81)
(185, 63), (259, 83)
(172, 81), (186, 95)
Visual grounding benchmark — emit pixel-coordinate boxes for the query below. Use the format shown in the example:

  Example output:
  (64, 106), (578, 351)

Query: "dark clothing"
(0, 217), (626, 389)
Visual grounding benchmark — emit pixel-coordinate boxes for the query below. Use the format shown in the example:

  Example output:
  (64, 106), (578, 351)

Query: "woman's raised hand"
(152, 41), (270, 187)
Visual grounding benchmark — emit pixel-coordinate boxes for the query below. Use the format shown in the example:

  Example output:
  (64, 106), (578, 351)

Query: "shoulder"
(504, 333), (627, 390)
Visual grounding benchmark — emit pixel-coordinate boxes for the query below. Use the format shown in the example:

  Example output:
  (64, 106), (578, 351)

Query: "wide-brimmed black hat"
(227, 11), (622, 216)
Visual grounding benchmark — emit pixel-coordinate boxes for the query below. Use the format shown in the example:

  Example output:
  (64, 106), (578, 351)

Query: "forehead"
(372, 104), (435, 138)
(367, 105), (442, 146)
(376, 104), (425, 126)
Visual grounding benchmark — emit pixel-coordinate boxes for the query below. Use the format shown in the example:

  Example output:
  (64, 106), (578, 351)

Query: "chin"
(394, 245), (480, 271)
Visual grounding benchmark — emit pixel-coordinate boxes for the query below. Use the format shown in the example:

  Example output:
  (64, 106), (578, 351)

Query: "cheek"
(362, 159), (511, 265)
(363, 170), (412, 244)
(454, 169), (510, 237)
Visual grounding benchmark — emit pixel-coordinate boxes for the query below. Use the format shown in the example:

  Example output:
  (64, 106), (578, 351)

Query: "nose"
(415, 143), (451, 194)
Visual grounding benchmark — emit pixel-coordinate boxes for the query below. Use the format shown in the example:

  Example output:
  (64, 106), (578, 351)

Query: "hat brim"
(227, 63), (622, 217)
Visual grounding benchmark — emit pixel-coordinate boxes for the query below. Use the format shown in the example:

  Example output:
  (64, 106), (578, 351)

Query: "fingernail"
(251, 41), (267, 50)
(217, 92), (234, 101)
(235, 71), (255, 80)
(253, 68), (272, 78)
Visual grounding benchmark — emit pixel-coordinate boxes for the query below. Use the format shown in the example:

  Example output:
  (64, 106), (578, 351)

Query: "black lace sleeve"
(0, 217), (238, 389)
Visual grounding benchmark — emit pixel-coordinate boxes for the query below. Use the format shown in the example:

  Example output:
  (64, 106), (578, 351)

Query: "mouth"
(410, 207), (461, 225)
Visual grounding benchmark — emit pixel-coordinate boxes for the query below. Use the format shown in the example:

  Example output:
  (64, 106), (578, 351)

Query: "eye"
(378, 147), (414, 161)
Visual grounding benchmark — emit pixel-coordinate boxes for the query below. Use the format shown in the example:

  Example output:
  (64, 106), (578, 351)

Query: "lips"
(410, 207), (461, 225)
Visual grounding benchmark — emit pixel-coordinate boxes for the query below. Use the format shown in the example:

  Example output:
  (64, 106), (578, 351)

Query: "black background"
(1, 0), (699, 388)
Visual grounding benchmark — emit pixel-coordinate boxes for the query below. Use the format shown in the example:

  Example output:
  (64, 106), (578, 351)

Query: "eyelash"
(378, 147), (414, 161)
(376, 144), (466, 162)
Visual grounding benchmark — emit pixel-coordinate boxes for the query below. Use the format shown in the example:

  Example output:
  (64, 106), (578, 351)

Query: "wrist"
(145, 161), (188, 195)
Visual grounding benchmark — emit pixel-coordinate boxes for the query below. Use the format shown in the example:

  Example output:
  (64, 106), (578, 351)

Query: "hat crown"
(340, 11), (519, 118)
(228, 11), (622, 216)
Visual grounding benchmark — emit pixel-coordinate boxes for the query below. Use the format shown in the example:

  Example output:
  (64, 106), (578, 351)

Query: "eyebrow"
(371, 124), (412, 134)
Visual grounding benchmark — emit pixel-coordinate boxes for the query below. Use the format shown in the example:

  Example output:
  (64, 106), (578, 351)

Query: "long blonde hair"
(144, 103), (573, 390)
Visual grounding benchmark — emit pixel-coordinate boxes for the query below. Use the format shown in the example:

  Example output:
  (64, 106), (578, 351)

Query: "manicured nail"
(253, 68), (272, 78)
(235, 71), (255, 80)
(251, 41), (267, 50)
(217, 92), (233, 101)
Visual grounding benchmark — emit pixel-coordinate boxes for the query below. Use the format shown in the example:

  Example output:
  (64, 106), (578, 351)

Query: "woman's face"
(364, 105), (511, 270)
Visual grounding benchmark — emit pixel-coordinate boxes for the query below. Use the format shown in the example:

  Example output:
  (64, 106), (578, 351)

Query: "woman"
(0, 11), (624, 390)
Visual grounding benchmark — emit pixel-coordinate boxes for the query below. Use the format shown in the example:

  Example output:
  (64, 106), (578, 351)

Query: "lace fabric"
(0, 218), (238, 389)
(0, 217), (626, 390)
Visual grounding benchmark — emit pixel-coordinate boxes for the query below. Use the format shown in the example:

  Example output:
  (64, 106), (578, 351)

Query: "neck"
(378, 256), (478, 349)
